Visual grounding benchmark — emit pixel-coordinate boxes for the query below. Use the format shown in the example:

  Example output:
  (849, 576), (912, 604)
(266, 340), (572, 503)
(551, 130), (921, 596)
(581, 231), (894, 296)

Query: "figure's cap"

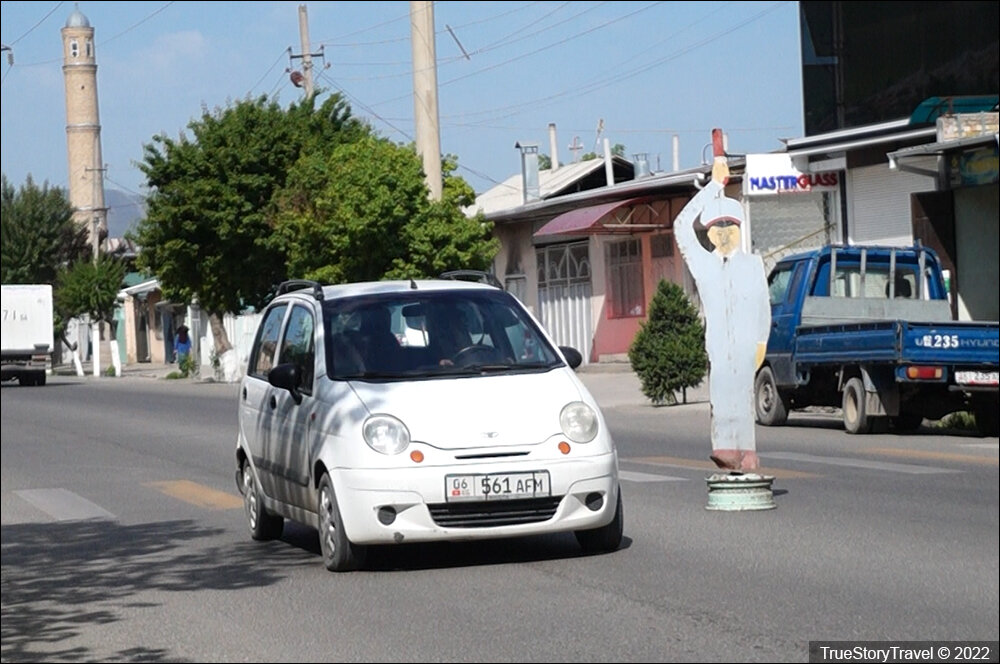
(702, 195), (744, 228)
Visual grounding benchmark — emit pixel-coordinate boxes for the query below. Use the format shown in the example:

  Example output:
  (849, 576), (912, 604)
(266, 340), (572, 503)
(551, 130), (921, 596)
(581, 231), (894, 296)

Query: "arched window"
(70, 40), (79, 58)
(86, 39), (93, 57)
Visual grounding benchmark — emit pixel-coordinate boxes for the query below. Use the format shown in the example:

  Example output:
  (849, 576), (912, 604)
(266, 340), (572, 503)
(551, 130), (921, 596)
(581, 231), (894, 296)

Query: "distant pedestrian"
(174, 325), (192, 365)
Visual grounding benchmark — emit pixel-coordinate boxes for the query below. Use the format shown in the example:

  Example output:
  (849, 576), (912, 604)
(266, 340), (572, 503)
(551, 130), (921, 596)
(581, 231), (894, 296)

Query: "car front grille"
(427, 496), (563, 528)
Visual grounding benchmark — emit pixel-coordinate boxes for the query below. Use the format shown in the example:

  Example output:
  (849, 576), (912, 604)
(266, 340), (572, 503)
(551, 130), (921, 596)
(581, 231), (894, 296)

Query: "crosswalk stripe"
(145, 480), (243, 509)
(619, 469), (688, 483)
(759, 452), (961, 474)
(15, 488), (116, 522)
(627, 455), (819, 479)
(862, 447), (998, 466)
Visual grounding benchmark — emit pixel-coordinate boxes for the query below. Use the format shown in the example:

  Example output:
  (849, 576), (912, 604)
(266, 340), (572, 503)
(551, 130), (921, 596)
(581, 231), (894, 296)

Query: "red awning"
(533, 197), (652, 237)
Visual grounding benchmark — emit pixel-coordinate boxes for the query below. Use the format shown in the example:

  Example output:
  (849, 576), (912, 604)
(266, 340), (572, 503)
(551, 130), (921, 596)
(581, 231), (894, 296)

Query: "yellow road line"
(626, 455), (819, 479)
(145, 480), (243, 510)
(863, 448), (999, 466)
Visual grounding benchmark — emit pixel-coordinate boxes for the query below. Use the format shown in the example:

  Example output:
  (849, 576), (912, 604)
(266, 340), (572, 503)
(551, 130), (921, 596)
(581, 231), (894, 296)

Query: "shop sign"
(744, 153), (839, 196)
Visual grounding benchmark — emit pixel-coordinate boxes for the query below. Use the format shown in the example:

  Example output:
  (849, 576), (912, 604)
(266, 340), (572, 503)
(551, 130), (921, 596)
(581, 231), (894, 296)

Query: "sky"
(0, 0), (804, 204)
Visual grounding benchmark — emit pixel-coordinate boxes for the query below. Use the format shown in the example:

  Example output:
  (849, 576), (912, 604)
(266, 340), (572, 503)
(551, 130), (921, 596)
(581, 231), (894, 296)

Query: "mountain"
(105, 188), (146, 239)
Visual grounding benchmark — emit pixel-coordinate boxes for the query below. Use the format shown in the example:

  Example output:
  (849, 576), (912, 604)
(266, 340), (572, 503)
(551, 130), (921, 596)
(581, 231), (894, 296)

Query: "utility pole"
(289, 4), (324, 101)
(410, 0), (442, 201)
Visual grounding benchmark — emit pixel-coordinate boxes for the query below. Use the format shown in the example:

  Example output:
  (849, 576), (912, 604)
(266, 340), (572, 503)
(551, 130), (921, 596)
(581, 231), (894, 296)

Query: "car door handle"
(270, 395), (277, 409)
(242, 387), (247, 401)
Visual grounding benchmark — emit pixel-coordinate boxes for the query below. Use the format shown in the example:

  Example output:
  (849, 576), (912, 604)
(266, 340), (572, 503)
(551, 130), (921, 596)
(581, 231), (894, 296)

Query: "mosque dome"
(65, 5), (91, 29)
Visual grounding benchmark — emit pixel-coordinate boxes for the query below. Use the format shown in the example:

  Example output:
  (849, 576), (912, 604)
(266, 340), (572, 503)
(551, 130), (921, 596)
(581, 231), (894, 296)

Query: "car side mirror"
(559, 346), (583, 370)
(268, 363), (302, 404)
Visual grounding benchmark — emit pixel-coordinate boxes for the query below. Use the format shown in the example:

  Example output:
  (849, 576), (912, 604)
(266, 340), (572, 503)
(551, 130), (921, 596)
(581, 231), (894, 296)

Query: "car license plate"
(445, 471), (551, 502)
(955, 370), (999, 386)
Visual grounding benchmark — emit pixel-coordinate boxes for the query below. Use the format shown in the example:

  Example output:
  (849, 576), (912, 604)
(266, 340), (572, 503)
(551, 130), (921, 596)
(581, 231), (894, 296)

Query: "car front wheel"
(317, 473), (366, 572)
(574, 489), (624, 553)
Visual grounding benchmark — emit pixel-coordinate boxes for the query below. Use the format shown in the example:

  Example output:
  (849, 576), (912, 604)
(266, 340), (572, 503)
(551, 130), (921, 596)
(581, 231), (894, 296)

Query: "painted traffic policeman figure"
(674, 133), (770, 472)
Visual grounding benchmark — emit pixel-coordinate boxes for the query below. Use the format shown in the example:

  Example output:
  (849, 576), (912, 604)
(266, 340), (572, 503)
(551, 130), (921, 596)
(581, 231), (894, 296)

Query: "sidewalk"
(576, 361), (709, 409)
(54, 361), (191, 380)
(53, 359), (710, 409)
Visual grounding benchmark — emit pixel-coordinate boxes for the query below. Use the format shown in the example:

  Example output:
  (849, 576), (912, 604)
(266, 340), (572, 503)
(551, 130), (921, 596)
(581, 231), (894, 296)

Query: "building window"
(605, 238), (644, 318)
(650, 233), (674, 258)
(536, 242), (590, 287)
(70, 40), (79, 58)
(86, 39), (93, 57)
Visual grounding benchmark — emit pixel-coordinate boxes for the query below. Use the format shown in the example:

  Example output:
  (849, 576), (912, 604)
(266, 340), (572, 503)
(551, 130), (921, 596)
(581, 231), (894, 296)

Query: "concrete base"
(705, 472), (776, 511)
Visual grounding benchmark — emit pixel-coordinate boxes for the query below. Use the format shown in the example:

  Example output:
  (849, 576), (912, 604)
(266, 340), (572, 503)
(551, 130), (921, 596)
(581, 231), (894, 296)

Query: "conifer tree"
(628, 279), (707, 405)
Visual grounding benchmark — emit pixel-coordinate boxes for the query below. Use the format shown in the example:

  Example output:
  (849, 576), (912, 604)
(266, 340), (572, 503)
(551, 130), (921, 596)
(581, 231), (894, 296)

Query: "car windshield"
(322, 289), (563, 380)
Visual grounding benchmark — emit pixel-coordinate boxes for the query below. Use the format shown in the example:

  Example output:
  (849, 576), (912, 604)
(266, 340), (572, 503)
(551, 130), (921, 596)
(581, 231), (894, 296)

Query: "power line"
(8, 1), (65, 47)
(248, 47), (291, 96)
(14, 0), (178, 67)
(440, 1), (788, 127)
(372, 1), (666, 107)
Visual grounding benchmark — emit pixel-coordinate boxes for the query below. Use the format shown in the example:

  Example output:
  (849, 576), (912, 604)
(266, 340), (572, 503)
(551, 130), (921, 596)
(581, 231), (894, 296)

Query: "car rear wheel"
(574, 489), (623, 553)
(242, 463), (283, 541)
(317, 473), (366, 572)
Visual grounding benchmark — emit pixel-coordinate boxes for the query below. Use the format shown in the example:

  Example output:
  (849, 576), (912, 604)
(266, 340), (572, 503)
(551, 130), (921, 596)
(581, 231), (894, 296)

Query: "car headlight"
(363, 414), (411, 455)
(560, 401), (598, 443)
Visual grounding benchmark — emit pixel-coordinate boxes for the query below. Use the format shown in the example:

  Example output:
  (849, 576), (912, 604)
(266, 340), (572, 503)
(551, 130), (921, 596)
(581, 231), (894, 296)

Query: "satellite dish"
(290, 70), (304, 88)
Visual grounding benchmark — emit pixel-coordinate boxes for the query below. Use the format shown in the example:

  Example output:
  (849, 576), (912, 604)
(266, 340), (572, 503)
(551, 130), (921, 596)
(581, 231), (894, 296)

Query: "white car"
(236, 277), (623, 572)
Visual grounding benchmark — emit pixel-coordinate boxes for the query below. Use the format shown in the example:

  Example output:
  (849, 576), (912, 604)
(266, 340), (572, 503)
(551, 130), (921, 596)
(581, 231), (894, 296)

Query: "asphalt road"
(1, 374), (997, 663)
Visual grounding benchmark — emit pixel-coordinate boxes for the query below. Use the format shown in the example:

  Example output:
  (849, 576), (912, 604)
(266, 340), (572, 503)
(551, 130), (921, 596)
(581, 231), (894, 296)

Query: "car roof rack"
(439, 270), (503, 290)
(277, 279), (324, 301)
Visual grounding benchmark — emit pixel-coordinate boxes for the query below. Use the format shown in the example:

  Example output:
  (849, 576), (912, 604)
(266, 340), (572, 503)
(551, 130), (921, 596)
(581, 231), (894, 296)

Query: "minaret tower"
(61, 4), (106, 256)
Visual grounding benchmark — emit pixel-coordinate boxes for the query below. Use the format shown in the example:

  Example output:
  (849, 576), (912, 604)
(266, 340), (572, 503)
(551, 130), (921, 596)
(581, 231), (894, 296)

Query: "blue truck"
(754, 244), (999, 435)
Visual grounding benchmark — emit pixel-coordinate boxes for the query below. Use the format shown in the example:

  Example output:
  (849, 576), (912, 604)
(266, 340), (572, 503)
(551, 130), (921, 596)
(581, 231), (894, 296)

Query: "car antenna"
(410, 278), (418, 290)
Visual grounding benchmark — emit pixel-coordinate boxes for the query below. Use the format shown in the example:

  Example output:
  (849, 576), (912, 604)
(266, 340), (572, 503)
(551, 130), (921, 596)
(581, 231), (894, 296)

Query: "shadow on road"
(0, 518), (311, 663)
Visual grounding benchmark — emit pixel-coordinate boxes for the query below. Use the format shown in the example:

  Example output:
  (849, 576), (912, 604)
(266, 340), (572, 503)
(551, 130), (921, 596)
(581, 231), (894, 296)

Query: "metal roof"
(467, 156), (633, 218)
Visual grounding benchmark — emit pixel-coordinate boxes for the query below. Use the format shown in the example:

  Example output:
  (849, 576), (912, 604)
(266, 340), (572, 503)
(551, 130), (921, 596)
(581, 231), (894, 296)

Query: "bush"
(628, 279), (707, 405)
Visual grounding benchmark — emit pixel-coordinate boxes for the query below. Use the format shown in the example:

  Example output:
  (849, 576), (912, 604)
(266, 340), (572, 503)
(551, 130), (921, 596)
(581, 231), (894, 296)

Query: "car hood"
(348, 369), (586, 450)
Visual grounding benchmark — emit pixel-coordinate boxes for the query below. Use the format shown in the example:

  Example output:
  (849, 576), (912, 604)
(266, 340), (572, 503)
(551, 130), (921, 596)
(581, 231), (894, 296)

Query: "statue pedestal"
(705, 472), (776, 511)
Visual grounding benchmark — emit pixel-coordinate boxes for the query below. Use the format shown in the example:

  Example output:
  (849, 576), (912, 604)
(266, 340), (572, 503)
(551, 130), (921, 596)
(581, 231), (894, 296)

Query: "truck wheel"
(842, 377), (872, 434)
(973, 400), (999, 437)
(754, 367), (788, 426)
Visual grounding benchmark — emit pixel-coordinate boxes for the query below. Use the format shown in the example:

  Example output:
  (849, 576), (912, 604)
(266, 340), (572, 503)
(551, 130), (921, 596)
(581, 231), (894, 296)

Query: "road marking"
(960, 441), (999, 450)
(627, 455), (819, 479)
(145, 480), (243, 510)
(15, 488), (116, 521)
(759, 452), (961, 474)
(619, 469), (688, 483)
(863, 447), (998, 466)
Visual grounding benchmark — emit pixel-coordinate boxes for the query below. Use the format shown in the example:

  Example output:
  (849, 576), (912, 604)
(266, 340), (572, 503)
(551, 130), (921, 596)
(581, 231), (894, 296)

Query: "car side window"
(281, 305), (315, 394)
(248, 304), (287, 378)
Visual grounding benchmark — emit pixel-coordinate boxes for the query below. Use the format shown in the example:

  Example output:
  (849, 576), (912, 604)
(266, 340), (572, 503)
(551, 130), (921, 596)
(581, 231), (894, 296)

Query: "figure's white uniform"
(673, 180), (771, 455)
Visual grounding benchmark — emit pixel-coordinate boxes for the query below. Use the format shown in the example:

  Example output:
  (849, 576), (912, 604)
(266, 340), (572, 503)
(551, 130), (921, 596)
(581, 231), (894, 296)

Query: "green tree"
(131, 93), (367, 377)
(273, 137), (498, 283)
(1, 174), (89, 285)
(628, 279), (707, 405)
(580, 143), (626, 161)
(55, 253), (127, 326)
